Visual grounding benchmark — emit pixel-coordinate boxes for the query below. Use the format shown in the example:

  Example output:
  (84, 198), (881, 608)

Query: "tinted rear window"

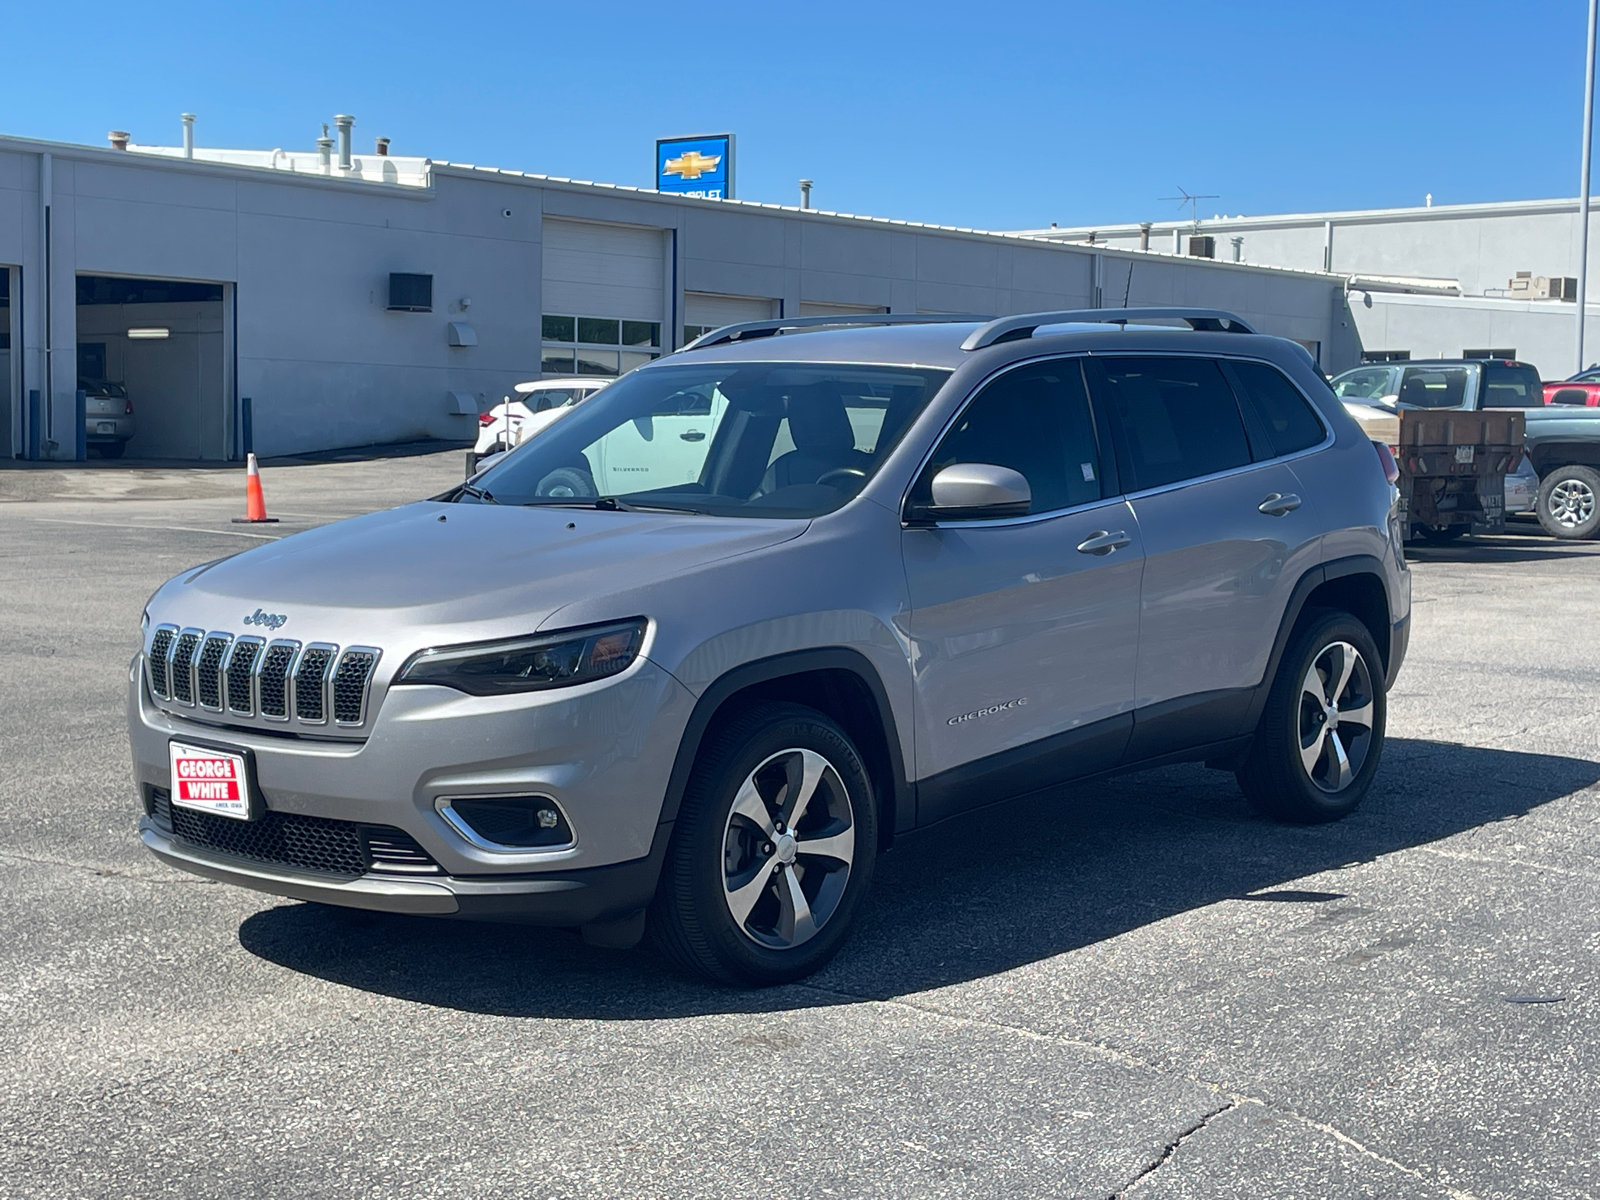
(1481, 364), (1544, 407)
(1397, 368), (1469, 408)
(1098, 357), (1252, 490)
(1229, 361), (1327, 457)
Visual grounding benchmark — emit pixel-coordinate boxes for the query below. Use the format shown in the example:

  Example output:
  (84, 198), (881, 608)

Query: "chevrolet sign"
(656, 134), (734, 200)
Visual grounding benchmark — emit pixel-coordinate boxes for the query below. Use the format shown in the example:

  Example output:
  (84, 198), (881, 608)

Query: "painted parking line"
(27, 518), (285, 541)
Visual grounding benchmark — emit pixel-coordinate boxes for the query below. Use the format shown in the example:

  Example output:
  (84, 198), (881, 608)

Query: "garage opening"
(75, 274), (229, 460)
(1, 268), (12, 459)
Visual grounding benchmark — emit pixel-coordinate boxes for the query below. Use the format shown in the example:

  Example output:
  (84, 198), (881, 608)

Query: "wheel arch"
(1243, 556), (1394, 733)
(1529, 442), (1600, 476)
(659, 649), (911, 852)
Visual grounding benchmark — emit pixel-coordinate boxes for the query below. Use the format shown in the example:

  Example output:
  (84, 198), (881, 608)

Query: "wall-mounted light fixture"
(127, 327), (171, 340)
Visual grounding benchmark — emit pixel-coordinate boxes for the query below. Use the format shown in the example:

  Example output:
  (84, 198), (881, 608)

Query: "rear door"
(1088, 355), (1326, 761)
(900, 357), (1143, 822)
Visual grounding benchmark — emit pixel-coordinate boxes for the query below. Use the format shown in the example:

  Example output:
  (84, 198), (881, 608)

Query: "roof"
(0, 131), (1345, 288)
(1013, 195), (1592, 240)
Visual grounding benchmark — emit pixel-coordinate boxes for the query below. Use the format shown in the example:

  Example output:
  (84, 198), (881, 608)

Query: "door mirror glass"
(909, 463), (1032, 522)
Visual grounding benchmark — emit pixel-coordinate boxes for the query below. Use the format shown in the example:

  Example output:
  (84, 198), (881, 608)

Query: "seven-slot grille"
(146, 624), (381, 731)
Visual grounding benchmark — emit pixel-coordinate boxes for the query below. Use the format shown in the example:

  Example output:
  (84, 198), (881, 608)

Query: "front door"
(900, 357), (1144, 825)
(1089, 355), (1326, 760)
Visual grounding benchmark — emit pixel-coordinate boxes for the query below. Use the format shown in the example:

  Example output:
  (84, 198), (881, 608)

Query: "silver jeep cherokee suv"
(131, 308), (1410, 985)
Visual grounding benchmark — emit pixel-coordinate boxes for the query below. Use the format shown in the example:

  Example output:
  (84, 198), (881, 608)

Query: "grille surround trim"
(257, 639), (301, 721)
(332, 647), (383, 726)
(196, 633), (233, 712)
(224, 636), (265, 716)
(292, 642), (338, 725)
(170, 628), (205, 706)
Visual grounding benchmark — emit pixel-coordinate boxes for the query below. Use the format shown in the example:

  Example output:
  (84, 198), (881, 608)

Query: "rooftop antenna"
(1159, 186), (1219, 233)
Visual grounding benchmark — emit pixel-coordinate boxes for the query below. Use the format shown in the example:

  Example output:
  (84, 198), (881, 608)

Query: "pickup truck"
(1332, 358), (1600, 539)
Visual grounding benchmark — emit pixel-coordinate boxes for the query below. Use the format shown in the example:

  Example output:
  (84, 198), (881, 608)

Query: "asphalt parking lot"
(3, 454), (1599, 1199)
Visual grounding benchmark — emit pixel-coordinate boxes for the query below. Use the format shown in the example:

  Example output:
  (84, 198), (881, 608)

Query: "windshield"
(463, 361), (950, 517)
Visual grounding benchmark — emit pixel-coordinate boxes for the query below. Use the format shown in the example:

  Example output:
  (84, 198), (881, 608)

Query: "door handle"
(1258, 493), (1302, 516)
(1076, 530), (1131, 555)
(679, 430), (706, 442)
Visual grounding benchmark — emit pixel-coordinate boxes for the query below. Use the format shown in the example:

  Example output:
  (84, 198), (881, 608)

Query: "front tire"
(1237, 611), (1385, 824)
(649, 702), (877, 986)
(1536, 465), (1600, 539)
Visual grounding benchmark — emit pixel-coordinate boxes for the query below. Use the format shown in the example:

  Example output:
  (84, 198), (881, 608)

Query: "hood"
(152, 502), (806, 641)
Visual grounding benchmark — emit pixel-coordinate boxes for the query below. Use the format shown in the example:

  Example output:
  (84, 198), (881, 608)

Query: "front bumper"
(130, 652), (696, 918)
(139, 818), (665, 924)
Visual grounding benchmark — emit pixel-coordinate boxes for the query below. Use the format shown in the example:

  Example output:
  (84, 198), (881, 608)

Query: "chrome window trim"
(196, 633), (234, 713)
(332, 646), (383, 727)
(256, 639), (302, 722)
(291, 642), (339, 726)
(224, 636), (266, 717)
(171, 627), (206, 707)
(434, 795), (580, 859)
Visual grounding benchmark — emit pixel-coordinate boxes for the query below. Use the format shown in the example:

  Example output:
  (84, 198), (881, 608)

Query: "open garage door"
(540, 220), (665, 378)
(683, 292), (778, 343)
(75, 275), (229, 461)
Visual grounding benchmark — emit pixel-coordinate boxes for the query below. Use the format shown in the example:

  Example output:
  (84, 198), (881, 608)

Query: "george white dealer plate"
(169, 740), (253, 821)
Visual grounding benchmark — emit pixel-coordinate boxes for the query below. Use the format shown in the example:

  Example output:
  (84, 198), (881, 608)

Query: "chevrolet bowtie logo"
(663, 150), (721, 180)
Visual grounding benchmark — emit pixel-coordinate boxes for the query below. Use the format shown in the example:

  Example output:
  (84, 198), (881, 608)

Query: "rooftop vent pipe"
(334, 114), (354, 171)
(108, 131), (130, 151)
(375, 137), (390, 157)
(181, 113), (195, 159)
(317, 124), (333, 173)
(799, 179), (812, 209)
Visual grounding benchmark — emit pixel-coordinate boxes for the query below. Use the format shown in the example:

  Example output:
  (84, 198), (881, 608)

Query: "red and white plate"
(169, 740), (252, 821)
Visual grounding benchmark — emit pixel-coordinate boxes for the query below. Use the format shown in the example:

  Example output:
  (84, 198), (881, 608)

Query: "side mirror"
(906, 463), (1031, 523)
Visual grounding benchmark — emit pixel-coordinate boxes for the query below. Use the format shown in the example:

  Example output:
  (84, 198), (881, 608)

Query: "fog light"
(438, 795), (574, 850)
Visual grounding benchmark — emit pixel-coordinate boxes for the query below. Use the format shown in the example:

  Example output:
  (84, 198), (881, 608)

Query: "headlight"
(394, 619), (646, 696)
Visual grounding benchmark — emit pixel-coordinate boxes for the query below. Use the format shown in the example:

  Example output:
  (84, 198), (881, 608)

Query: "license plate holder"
(97, 422), (117, 434)
(169, 739), (258, 821)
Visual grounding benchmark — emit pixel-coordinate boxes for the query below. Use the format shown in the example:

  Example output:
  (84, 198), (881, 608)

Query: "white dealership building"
(1, 121), (1359, 462)
(1019, 197), (1600, 379)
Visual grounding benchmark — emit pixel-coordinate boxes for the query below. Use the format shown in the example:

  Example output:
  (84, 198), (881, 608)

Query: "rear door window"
(1096, 357), (1253, 491)
(1397, 367), (1469, 408)
(1227, 360), (1328, 457)
(1481, 363), (1544, 407)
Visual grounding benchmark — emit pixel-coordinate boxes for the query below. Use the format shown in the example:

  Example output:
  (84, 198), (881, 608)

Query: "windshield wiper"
(456, 483), (499, 504)
(521, 497), (697, 514)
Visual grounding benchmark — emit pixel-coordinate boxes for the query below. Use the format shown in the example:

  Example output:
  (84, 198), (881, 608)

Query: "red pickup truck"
(1546, 368), (1600, 406)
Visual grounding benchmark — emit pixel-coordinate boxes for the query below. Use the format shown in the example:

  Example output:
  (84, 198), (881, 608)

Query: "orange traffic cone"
(231, 453), (279, 524)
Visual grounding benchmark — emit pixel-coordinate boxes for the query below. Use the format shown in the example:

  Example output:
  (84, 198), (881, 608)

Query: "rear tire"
(1414, 524), (1465, 543)
(95, 441), (127, 459)
(1237, 610), (1385, 824)
(1536, 465), (1600, 539)
(649, 702), (877, 986)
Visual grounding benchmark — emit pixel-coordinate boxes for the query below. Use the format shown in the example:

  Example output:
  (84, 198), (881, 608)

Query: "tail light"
(477, 412), (497, 426)
(124, 399), (135, 415)
(1372, 440), (1400, 486)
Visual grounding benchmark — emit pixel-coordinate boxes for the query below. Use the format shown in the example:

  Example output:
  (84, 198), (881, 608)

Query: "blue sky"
(2, 1), (1594, 230)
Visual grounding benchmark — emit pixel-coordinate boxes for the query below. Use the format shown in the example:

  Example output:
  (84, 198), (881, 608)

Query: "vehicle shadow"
(238, 737), (1600, 1018)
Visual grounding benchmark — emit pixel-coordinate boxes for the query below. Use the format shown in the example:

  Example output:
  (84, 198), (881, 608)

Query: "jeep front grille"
(145, 624), (381, 733)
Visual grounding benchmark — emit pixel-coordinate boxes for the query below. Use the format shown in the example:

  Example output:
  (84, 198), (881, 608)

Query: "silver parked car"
(81, 379), (135, 458)
(130, 309), (1409, 985)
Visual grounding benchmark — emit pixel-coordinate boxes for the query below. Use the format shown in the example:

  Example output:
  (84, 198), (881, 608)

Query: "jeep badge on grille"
(242, 608), (288, 630)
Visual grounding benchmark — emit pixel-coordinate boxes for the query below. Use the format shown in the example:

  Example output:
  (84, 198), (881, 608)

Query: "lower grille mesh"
(155, 788), (440, 878)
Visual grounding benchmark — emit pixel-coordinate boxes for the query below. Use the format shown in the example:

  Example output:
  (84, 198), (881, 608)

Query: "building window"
(542, 314), (660, 377)
(388, 273), (433, 312)
(1463, 348), (1517, 360)
(1361, 350), (1411, 363)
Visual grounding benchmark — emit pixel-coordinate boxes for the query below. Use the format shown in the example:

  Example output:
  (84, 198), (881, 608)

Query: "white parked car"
(475, 378), (611, 461)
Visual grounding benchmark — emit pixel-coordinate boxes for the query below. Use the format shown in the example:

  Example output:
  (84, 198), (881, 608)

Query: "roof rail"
(961, 307), (1257, 351)
(683, 312), (992, 351)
